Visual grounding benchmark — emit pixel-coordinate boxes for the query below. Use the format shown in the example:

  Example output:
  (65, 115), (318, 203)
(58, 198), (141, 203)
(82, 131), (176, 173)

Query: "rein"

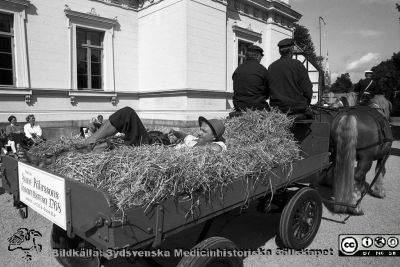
(311, 105), (341, 119)
(312, 105), (393, 152)
(356, 138), (393, 151)
(353, 103), (393, 151)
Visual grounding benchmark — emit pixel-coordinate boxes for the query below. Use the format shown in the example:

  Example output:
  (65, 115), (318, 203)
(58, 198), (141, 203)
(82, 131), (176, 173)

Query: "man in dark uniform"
(354, 70), (378, 103)
(268, 38), (313, 117)
(232, 45), (270, 111)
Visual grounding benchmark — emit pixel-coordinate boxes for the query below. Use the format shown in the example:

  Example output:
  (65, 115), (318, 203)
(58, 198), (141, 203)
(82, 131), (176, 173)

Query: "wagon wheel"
(177, 236), (243, 267)
(50, 224), (100, 267)
(279, 187), (322, 249)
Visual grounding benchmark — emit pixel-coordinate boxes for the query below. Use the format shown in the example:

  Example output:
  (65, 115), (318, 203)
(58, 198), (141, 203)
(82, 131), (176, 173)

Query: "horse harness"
(368, 102), (386, 118)
(344, 106), (393, 151)
(312, 105), (392, 152)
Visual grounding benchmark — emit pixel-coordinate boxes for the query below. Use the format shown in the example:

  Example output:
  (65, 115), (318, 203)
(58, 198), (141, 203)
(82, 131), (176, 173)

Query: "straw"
(28, 109), (301, 214)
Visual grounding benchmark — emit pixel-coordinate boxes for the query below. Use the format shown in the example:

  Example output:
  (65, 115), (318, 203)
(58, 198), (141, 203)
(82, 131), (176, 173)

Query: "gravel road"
(1, 142), (400, 267)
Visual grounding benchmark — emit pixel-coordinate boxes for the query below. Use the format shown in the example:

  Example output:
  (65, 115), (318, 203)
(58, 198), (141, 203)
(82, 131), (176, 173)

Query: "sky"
(290, 0), (400, 83)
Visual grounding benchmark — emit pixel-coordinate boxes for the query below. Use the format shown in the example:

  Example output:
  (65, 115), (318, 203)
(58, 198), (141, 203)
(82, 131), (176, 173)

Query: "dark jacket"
(268, 57), (313, 113)
(232, 59), (270, 111)
(354, 78), (378, 95)
(5, 124), (24, 135)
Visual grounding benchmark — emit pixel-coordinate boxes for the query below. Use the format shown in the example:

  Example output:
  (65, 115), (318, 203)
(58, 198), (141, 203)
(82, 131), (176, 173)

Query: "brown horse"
(315, 94), (393, 215)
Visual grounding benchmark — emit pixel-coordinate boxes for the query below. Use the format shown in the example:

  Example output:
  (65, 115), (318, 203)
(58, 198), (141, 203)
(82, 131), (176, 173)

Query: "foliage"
(330, 73), (353, 93)
(293, 23), (323, 69)
(371, 52), (400, 97)
(369, 51), (400, 114)
(397, 3), (400, 21)
(392, 50), (400, 70)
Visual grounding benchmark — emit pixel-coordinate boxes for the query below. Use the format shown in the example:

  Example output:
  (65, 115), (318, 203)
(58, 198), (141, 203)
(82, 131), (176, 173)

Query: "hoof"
(370, 187), (386, 199)
(349, 206), (364, 216)
(360, 186), (368, 195)
(355, 182), (369, 195)
(336, 204), (364, 216)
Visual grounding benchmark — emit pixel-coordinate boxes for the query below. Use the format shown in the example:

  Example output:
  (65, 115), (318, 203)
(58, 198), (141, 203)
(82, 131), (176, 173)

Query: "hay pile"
(28, 137), (84, 158)
(29, 109), (301, 213)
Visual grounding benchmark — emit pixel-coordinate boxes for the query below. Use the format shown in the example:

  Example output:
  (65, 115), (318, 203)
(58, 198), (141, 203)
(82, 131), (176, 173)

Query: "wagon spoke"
(301, 223), (309, 237)
(279, 188), (323, 249)
(304, 201), (312, 214)
(293, 225), (300, 239)
(294, 200), (316, 240)
(303, 201), (310, 214)
(292, 220), (302, 239)
(305, 202), (316, 225)
(299, 225), (307, 239)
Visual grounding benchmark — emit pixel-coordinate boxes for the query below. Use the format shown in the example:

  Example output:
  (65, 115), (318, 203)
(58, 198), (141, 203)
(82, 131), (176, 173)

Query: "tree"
(371, 52), (400, 94)
(293, 23), (323, 68)
(397, 3), (400, 22)
(392, 50), (400, 70)
(330, 73), (353, 93)
(370, 52), (400, 114)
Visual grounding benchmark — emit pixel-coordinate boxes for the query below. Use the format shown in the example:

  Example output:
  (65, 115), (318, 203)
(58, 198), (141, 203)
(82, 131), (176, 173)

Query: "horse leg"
(370, 158), (386, 198)
(354, 157), (373, 195)
(348, 157), (372, 215)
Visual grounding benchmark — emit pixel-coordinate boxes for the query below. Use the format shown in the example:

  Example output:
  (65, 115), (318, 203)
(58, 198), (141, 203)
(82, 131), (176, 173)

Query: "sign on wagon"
(18, 162), (67, 230)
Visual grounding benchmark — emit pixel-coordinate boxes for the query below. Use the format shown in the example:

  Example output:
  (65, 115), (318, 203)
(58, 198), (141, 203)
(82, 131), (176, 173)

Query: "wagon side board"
(108, 152), (330, 250)
(0, 121), (331, 252)
(105, 121), (331, 250)
(66, 176), (114, 250)
(0, 155), (115, 251)
(295, 121), (330, 157)
(1, 156), (20, 198)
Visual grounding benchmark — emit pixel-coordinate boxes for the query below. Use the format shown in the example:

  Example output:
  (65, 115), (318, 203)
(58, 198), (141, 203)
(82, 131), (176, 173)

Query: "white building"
(0, 0), (302, 137)
(293, 49), (323, 105)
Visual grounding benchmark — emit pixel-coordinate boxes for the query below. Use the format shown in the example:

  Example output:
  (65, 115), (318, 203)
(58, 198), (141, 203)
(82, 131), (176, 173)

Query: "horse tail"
(334, 115), (357, 213)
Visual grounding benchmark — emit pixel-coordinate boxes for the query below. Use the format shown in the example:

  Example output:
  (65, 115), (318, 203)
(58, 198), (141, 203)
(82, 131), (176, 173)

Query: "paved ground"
(242, 141), (400, 267)
(1, 141), (400, 267)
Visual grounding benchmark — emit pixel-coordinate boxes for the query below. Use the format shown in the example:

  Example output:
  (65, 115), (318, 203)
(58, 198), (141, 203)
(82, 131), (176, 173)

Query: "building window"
(76, 28), (104, 90)
(0, 13), (14, 86)
(0, 0), (29, 88)
(238, 40), (251, 65)
(65, 7), (118, 91)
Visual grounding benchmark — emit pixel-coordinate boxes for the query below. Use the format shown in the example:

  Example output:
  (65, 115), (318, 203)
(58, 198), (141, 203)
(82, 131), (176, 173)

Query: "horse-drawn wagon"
(0, 120), (331, 267)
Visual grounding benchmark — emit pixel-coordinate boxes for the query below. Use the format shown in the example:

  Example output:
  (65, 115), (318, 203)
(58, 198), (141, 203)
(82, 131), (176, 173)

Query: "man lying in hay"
(77, 107), (226, 152)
